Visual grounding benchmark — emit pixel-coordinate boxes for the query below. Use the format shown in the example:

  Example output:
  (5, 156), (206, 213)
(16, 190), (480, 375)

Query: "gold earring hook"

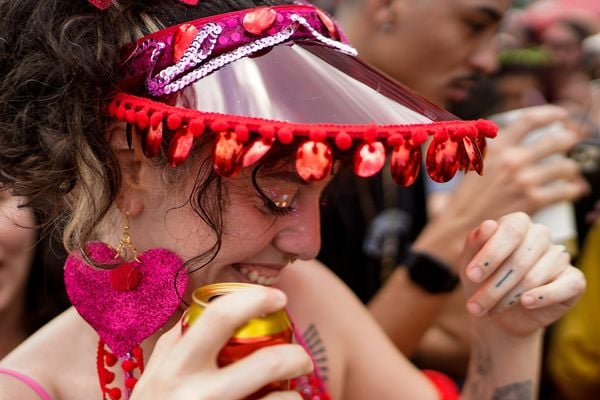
(115, 212), (140, 262)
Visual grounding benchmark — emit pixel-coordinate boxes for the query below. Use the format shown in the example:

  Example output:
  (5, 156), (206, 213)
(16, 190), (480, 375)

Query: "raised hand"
(436, 105), (589, 225)
(459, 212), (586, 337)
(130, 286), (312, 400)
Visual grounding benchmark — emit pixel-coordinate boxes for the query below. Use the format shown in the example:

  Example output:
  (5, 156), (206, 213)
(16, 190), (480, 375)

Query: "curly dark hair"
(0, 0), (290, 253)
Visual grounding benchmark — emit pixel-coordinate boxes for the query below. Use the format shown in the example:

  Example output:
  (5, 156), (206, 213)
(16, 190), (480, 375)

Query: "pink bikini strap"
(290, 320), (330, 396)
(0, 367), (53, 400)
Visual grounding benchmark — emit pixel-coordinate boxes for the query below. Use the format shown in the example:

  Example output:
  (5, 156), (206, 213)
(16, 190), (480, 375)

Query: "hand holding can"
(182, 283), (294, 400)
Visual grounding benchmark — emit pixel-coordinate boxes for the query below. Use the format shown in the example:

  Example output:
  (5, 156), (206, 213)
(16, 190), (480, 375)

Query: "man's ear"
(364, 0), (398, 28)
(108, 122), (145, 217)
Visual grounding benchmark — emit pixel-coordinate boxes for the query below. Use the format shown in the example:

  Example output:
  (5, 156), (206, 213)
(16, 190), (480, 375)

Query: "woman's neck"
(140, 306), (186, 360)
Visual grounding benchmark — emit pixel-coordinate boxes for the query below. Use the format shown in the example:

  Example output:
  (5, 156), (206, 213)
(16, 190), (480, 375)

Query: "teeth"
(248, 271), (259, 282)
(237, 267), (279, 286)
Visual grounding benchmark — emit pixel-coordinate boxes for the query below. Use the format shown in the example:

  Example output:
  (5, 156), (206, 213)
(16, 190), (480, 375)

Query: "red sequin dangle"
(142, 117), (163, 158)
(353, 141), (386, 178)
(295, 141), (333, 181)
(460, 136), (484, 174)
(426, 134), (460, 183)
(213, 130), (245, 177)
(390, 138), (422, 187)
(97, 339), (145, 400)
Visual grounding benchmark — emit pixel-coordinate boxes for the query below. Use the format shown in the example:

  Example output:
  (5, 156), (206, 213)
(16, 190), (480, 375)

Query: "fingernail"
(272, 289), (287, 305)
(521, 294), (535, 307)
(467, 301), (484, 316)
(467, 266), (483, 282)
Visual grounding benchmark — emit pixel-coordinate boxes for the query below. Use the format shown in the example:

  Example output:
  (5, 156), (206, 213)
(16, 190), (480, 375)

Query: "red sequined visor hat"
(109, 4), (498, 185)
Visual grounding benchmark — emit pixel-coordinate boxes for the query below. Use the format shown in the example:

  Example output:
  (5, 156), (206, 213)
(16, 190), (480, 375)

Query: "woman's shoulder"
(0, 307), (99, 399)
(278, 259), (367, 313)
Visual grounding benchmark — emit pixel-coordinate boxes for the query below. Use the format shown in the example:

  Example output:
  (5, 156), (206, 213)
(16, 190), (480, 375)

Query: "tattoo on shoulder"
(302, 324), (329, 382)
(492, 380), (533, 400)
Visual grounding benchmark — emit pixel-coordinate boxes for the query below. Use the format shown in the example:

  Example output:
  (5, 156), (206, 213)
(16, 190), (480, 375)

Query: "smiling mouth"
(233, 264), (281, 286)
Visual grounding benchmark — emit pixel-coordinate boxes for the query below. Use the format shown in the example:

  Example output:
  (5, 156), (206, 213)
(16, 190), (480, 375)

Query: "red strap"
(423, 369), (460, 400)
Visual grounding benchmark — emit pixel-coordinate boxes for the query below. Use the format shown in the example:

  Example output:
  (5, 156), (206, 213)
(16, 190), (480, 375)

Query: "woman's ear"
(108, 122), (145, 217)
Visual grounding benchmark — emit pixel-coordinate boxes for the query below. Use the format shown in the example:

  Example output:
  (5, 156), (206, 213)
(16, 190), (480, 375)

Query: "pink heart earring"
(64, 212), (188, 399)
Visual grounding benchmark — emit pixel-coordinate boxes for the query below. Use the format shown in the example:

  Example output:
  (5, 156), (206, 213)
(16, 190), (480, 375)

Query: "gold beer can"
(182, 283), (294, 399)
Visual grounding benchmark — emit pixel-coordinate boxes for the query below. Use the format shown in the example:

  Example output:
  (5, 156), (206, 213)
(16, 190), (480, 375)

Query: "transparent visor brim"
(172, 42), (457, 125)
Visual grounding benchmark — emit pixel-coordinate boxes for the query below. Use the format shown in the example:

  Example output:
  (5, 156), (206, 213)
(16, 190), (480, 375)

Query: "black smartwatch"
(405, 250), (459, 294)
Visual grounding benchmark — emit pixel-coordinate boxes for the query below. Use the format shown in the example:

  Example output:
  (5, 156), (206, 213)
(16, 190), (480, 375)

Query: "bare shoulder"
(277, 259), (366, 320)
(0, 307), (99, 399)
(277, 260), (436, 400)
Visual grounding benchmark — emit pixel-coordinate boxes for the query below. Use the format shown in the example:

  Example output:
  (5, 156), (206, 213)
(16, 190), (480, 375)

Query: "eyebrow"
(259, 170), (309, 186)
(473, 5), (503, 24)
(259, 167), (338, 187)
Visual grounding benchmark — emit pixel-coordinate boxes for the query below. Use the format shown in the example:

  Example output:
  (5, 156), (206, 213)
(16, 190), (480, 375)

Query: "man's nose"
(470, 38), (499, 75)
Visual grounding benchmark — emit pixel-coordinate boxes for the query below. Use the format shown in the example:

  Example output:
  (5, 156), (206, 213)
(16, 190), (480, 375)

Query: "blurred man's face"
(378, 0), (511, 107)
(541, 22), (584, 70)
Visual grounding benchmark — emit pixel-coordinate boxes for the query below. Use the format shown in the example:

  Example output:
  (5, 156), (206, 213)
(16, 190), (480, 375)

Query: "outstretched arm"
(458, 213), (584, 399)
(369, 105), (588, 358)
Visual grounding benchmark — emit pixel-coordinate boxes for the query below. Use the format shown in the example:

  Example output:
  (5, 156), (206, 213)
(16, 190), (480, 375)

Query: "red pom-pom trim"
(412, 129), (428, 145)
(387, 134), (404, 147)
(259, 124), (275, 139)
(363, 126), (377, 143)
(150, 112), (164, 128)
(115, 107), (127, 122)
(135, 111), (150, 129)
(335, 131), (352, 150)
(125, 109), (137, 124)
(121, 359), (136, 373)
(105, 353), (118, 367)
(310, 128), (327, 142)
(108, 102), (118, 116)
(108, 93), (495, 186)
(277, 127), (294, 144)
(108, 387), (122, 400)
(189, 119), (205, 136)
(476, 119), (498, 138)
(433, 127), (449, 142)
(235, 125), (250, 142)
(125, 377), (138, 390)
(211, 119), (229, 132)
(167, 114), (183, 130)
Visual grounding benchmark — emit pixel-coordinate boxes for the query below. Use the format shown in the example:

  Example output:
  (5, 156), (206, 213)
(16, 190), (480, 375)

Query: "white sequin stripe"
(155, 14), (358, 96)
(290, 14), (357, 57)
(159, 22), (297, 95)
(147, 23), (221, 95)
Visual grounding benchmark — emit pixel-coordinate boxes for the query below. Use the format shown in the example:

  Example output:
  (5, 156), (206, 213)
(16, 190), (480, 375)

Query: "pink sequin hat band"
(109, 4), (498, 185)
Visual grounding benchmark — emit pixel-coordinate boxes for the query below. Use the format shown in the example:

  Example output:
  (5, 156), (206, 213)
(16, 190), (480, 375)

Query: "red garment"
(423, 369), (461, 400)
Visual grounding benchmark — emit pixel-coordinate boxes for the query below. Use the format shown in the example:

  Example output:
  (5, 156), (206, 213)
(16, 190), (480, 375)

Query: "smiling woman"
(0, 1), (586, 400)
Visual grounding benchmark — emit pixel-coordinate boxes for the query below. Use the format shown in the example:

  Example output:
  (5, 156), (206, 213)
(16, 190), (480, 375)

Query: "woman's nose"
(272, 195), (322, 261)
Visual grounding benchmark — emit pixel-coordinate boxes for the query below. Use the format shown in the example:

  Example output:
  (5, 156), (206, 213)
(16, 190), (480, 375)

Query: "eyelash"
(261, 196), (297, 217)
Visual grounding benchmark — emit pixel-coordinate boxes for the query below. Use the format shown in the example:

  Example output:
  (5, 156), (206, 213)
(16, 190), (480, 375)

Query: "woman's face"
(0, 192), (36, 313)
(132, 156), (329, 293)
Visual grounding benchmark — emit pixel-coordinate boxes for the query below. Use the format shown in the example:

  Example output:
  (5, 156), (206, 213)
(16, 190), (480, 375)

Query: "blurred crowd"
(315, 0), (600, 399)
